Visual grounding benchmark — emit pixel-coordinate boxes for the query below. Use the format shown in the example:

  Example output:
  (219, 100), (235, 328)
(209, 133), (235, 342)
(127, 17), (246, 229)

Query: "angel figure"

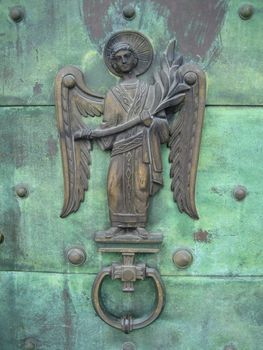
(55, 31), (206, 241)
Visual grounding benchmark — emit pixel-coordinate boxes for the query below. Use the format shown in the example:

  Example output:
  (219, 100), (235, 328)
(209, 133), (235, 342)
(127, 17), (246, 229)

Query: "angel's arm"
(76, 90), (154, 142)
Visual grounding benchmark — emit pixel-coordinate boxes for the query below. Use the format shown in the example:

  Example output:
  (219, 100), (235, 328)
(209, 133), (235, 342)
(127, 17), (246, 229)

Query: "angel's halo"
(103, 30), (154, 77)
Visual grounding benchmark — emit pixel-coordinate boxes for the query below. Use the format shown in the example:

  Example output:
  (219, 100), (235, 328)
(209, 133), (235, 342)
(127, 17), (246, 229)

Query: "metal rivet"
(123, 5), (136, 20)
(16, 185), (28, 198)
(9, 6), (24, 23)
(233, 185), (247, 201)
(122, 268), (135, 281)
(0, 233), (4, 245)
(67, 247), (86, 266)
(238, 4), (254, 20)
(173, 249), (193, 269)
(184, 71), (197, 86)
(63, 75), (76, 88)
(224, 345), (237, 350)
(24, 338), (37, 350)
(122, 342), (136, 350)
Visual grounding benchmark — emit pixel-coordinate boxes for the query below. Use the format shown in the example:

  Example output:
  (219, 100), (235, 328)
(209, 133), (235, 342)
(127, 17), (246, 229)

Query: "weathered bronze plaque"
(55, 30), (206, 332)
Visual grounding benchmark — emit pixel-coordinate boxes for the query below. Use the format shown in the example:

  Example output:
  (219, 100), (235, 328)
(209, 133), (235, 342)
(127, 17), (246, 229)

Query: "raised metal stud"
(224, 345), (237, 350)
(122, 342), (136, 350)
(67, 247), (86, 266)
(233, 185), (247, 201)
(122, 268), (136, 281)
(24, 338), (37, 350)
(238, 4), (254, 20)
(123, 5), (136, 21)
(9, 6), (25, 23)
(173, 249), (193, 269)
(16, 185), (28, 198)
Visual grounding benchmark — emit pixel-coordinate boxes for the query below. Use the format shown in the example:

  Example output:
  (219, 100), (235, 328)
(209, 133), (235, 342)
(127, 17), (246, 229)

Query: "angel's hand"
(74, 127), (93, 140)
(140, 111), (153, 127)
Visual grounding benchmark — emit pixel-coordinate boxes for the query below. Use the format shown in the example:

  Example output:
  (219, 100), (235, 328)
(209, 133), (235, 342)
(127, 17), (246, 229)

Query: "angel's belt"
(111, 131), (144, 157)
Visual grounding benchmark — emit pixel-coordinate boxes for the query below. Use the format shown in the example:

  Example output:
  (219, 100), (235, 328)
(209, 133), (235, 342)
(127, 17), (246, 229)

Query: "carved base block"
(95, 228), (163, 253)
(95, 228), (162, 242)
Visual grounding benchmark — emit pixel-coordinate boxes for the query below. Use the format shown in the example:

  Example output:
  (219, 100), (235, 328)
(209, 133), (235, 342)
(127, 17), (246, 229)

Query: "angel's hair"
(110, 42), (138, 61)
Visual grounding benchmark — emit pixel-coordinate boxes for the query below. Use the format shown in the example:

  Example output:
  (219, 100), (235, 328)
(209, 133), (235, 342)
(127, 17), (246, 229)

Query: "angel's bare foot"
(104, 227), (124, 238)
(135, 227), (149, 239)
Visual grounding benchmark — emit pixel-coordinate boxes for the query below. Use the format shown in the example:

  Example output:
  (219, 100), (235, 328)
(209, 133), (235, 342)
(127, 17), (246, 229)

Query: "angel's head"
(110, 43), (138, 76)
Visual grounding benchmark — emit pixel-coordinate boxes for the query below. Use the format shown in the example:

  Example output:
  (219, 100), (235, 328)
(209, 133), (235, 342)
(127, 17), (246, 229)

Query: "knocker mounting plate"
(92, 252), (165, 333)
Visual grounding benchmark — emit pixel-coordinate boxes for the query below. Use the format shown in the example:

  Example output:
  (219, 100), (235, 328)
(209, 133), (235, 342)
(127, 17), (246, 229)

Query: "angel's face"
(112, 49), (138, 74)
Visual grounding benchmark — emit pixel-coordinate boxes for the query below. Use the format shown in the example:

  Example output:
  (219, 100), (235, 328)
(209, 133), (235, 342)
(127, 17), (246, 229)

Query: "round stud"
(0, 233), (4, 245)
(16, 185), (28, 198)
(233, 185), (247, 201)
(173, 249), (193, 269)
(67, 247), (86, 266)
(184, 71), (197, 86)
(122, 268), (135, 281)
(63, 74), (76, 88)
(122, 342), (136, 350)
(24, 338), (37, 350)
(9, 6), (25, 23)
(224, 345), (237, 350)
(238, 4), (254, 20)
(123, 5), (136, 20)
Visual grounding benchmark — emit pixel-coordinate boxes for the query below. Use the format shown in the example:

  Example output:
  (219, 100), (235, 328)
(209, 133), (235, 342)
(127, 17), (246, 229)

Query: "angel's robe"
(99, 80), (169, 228)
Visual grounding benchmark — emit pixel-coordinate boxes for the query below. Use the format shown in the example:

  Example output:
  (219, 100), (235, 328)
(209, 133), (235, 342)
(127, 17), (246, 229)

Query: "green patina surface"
(0, 272), (262, 350)
(0, 0), (263, 349)
(0, 0), (262, 105)
(0, 106), (262, 276)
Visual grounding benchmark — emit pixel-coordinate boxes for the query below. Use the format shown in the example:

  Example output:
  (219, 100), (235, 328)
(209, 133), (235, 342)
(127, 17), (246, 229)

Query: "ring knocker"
(92, 253), (165, 333)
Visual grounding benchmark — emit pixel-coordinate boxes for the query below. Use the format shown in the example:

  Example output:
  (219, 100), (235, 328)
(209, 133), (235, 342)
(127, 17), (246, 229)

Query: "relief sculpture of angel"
(55, 31), (206, 242)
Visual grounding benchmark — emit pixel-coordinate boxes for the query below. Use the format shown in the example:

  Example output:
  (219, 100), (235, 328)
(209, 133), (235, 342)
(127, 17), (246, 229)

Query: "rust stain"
(33, 82), (43, 95)
(211, 186), (226, 196)
(15, 25), (23, 58)
(47, 136), (58, 159)
(47, 1), (56, 28)
(3, 67), (14, 80)
(152, 0), (229, 58)
(15, 35), (22, 58)
(194, 230), (211, 243)
(82, 0), (228, 61)
(83, 0), (112, 40)
(14, 144), (27, 168)
(35, 48), (39, 63)
(3, 207), (24, 268)
(63, 278), (73, 350)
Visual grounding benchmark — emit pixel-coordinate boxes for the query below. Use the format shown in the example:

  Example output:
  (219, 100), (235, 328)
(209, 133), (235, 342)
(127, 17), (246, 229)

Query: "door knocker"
(55, 30), (206, 332)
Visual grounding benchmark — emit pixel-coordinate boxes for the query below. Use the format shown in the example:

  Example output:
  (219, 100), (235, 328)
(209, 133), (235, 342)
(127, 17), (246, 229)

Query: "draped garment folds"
(99, 80), (169, 228)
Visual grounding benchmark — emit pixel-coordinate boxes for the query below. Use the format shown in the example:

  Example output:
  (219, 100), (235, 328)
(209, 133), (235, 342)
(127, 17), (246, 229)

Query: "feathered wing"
(169, 64), (206, 219)
(55, 66), (104, 217)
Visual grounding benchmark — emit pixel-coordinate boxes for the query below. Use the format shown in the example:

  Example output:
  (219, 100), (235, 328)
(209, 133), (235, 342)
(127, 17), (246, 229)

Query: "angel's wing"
(169, 64), (206, 219)
(55, 65), (104, 218)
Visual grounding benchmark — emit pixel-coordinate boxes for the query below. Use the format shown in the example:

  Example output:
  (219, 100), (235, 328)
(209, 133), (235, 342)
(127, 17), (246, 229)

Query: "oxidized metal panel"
(0, 0), (263, 349)
(0, 0), (263, 106)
